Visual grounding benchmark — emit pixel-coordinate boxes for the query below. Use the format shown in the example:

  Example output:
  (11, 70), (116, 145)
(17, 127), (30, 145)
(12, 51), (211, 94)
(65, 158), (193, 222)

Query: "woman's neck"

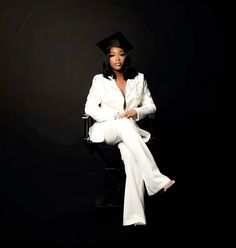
(113, 70), (124, 79)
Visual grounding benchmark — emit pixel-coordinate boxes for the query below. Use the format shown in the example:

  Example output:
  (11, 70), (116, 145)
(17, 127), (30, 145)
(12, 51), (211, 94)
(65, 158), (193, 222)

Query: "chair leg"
(97, 169), (126, 208)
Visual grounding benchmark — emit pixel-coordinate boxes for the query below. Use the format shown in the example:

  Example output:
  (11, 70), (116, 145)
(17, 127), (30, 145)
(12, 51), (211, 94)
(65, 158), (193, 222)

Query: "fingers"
(125, 109), (137, 118)
(115, 110), (137, 119)
(119, 113), (126, 118)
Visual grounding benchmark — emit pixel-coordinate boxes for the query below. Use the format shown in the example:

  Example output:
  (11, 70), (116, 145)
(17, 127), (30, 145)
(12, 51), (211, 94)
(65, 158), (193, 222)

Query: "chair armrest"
(138, 114), (157, 143)
(147, 114), (156, 141)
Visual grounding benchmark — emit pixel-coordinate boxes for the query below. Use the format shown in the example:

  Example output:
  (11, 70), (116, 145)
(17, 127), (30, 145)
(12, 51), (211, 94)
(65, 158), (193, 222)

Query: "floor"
(1, 131), (214, 247)
(2, 182), (187, 248)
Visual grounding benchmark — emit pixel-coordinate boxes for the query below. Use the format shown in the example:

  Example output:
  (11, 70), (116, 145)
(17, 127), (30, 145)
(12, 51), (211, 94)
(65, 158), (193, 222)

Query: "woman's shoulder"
(93, 73), (113, 79)
(92, 73), (104, 80)
(137, 72), (144, 77)
(135, 72), (145, 81)
(91, 74), (111, 86)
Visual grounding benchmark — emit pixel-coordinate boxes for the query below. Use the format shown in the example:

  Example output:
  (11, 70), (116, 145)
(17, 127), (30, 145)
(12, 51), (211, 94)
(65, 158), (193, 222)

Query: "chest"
(101, 78), (143, 106)
(115, 78), (126, 97)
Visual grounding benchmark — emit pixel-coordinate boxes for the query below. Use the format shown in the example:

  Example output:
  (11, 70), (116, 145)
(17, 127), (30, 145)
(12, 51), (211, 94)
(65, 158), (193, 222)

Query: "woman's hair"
(102, 48), (138, 80)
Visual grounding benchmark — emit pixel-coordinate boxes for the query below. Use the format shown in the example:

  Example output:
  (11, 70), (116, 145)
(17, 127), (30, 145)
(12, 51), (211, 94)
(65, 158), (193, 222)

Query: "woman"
(84, 31), (175, 226)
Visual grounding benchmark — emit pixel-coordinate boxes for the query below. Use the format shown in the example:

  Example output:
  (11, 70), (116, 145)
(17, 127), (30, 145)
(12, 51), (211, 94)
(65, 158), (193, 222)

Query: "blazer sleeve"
(133, 78), (156, 121)
(84, 75), (115, 122)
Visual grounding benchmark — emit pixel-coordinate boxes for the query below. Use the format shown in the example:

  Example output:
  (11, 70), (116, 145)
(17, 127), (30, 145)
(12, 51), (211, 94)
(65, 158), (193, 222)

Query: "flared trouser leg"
(103, 118), (171, 225)
(118, 142), (146, 226)
(104, 119), (170, 194)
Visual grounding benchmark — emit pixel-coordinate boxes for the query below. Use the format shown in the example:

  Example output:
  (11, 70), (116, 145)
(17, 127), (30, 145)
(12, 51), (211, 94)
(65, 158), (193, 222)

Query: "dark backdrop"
(0, 0), (229, 247)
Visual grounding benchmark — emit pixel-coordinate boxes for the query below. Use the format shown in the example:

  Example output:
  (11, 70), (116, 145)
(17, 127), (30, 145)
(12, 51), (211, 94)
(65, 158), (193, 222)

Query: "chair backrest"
(82, 114), (94, 142)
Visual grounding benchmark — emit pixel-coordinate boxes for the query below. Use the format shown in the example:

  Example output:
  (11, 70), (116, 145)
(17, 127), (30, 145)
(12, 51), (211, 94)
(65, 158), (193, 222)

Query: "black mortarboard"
(96, 31), (134, 54)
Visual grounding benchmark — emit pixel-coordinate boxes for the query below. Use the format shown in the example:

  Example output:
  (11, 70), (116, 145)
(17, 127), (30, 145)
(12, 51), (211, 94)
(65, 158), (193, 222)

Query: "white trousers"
(102, 118), (171, 226)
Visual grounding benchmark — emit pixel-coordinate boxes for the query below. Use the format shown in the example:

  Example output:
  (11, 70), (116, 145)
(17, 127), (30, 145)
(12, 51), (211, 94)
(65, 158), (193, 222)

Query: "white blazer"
(84, 73), (156, 143)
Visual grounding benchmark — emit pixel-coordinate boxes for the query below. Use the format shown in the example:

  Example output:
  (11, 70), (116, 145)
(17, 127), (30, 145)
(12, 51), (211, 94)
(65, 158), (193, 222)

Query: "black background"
(0, 0), (230, 247)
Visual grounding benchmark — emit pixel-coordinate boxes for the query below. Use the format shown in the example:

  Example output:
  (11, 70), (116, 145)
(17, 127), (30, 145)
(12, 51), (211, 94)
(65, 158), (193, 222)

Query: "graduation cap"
(96, 31), (134, 54)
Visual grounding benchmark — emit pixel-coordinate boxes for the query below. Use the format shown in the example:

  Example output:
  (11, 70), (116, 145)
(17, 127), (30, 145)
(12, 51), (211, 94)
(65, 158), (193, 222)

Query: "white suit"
(85, 73), (170, 225)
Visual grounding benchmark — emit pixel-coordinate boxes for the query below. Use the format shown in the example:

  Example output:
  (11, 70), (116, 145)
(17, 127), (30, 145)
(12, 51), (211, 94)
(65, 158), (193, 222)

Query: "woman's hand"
(115, 109), (137, 119)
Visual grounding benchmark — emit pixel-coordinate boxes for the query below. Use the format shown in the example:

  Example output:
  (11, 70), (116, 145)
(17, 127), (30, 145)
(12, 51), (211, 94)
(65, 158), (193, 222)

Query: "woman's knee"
(118, 119), (139, 136)
(117, 118), (133, 128)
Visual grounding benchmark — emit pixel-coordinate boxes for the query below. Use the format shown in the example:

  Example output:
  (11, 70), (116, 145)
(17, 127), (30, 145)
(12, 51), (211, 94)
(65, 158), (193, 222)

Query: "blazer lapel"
(126, 78), (138, 98)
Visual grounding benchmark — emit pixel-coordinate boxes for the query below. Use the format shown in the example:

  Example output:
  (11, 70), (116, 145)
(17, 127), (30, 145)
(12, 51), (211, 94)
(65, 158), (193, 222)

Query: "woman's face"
(109, 47), (126, 72)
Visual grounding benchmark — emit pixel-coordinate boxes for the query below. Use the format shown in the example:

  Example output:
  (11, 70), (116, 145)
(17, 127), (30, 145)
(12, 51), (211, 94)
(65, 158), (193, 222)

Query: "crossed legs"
(103, 118), (175, 225)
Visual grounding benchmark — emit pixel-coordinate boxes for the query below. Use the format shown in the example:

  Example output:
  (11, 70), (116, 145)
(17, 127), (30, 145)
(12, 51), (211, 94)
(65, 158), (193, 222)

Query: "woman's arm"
(133, 79), (156, 121)
(84, 75), (115, 122)
(116, 77), (156, 121)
